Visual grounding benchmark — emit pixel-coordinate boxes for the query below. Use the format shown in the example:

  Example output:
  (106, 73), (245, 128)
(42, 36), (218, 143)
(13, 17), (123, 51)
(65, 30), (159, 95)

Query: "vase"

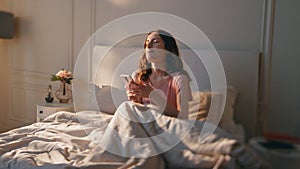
(55, 81), (72, 103)
(45, 84), (54, 103)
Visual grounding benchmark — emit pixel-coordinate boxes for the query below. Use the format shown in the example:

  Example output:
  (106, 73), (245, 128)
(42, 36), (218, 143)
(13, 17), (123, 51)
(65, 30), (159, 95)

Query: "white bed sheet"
(0, 102), (265, 169)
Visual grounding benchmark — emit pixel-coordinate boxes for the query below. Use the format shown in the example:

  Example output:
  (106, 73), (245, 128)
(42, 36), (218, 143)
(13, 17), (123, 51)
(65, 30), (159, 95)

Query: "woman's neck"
(151, 62), (166, 73)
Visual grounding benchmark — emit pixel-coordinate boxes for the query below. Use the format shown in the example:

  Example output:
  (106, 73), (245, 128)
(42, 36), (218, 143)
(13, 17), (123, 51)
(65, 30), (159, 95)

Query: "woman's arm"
(174, 74), (192, 119)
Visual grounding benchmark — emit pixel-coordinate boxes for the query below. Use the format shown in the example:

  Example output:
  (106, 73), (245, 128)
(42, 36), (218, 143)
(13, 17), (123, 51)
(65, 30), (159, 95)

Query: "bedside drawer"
(36, 102), (74, 122)
(37, 105), (57, 119)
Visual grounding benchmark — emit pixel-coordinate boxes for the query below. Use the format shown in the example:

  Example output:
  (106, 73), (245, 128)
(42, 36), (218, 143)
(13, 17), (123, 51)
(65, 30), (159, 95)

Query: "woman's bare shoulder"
(171, 72), (188, 80)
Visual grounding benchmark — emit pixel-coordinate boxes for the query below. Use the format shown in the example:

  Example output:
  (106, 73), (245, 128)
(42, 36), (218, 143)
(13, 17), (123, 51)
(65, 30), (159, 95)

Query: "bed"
(0, 45), (265, 169)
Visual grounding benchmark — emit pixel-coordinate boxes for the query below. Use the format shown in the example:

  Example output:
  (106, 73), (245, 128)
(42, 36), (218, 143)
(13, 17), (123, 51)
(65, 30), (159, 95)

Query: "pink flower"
(51, 69), (73, 84)
(56, 69), (73, 79)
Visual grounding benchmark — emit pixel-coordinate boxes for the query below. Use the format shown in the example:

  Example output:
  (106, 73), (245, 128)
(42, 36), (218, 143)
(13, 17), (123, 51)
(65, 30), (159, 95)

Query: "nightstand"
(36, 102), (74, 122)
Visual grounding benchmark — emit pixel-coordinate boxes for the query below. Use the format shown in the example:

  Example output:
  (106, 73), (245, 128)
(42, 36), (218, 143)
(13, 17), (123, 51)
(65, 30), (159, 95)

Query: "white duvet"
(0, 101), (265, 169)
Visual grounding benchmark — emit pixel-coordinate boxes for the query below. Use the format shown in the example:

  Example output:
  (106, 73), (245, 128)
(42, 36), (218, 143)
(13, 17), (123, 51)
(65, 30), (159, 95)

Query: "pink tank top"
(139, 72), (192, 109)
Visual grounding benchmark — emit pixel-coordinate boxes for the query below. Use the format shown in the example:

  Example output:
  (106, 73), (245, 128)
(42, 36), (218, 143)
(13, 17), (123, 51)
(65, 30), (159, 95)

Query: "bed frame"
(73, 45), (260, 140)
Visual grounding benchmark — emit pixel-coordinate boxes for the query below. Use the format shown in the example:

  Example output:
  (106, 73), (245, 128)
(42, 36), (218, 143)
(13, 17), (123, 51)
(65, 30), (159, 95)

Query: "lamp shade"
(0, 11), (14, 39)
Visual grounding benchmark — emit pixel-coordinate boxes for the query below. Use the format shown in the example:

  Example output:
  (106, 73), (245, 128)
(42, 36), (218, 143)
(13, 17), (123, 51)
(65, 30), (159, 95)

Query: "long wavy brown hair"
(138, 29), (189, 82)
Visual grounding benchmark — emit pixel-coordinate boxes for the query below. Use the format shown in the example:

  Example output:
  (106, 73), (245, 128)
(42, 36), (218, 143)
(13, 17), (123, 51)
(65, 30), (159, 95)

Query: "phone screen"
(120, 74), (133, 84)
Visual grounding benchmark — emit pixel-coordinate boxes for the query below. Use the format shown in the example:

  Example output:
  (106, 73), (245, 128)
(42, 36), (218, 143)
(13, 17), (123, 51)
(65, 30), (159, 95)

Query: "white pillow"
(96, 84), (239, 127)
(96, 85), (126, 114)
(188, 86), (239, 127)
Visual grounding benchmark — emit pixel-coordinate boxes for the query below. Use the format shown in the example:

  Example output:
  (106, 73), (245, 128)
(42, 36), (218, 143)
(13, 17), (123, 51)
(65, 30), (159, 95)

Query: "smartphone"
(120, 74), (133, 84)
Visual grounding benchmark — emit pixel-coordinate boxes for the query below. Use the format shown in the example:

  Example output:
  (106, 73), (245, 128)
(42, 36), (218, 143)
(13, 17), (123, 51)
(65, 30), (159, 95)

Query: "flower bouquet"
(51, 69), (74, 103)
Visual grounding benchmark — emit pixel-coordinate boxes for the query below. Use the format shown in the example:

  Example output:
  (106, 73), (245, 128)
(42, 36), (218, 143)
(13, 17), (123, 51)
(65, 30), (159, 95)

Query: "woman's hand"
(125, 80), (140, 103)
(125, 80), (153, 103)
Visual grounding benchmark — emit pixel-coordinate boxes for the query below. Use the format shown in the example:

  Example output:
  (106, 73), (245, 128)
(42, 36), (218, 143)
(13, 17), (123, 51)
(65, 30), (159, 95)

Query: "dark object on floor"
(258, 139), (295, 150)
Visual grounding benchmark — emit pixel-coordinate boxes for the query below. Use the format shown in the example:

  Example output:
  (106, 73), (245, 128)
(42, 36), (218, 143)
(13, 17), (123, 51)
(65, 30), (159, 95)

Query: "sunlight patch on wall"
(108, 0), (139, 8)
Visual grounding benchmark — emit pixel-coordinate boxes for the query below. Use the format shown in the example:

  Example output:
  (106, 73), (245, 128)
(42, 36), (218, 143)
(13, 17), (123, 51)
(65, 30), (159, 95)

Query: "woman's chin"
(146, 54), (163, 63)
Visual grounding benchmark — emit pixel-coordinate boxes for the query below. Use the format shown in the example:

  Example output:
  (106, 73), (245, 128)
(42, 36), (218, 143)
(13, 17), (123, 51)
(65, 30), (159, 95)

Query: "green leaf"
(51, 75), (60, 81)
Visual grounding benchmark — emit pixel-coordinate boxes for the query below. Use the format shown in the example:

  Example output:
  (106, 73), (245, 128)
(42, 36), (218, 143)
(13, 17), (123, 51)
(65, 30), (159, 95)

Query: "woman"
(126, 29), (192, 119)
(108, 30), (264, 168)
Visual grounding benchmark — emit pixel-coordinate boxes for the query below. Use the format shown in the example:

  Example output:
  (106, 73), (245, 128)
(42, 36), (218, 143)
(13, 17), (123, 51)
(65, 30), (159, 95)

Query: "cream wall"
(0, 0), (12, 132)
(94, 0), (263, 51)
(0, 0), (265, 138)
(268, 0), (300, 137)
(0, 0), (76, 131)
(0, 39), (10, 132)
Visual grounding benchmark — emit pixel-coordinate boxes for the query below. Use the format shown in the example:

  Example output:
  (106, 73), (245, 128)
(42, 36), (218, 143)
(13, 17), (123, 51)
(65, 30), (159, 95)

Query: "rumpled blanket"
(0, 101), (265, 169)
